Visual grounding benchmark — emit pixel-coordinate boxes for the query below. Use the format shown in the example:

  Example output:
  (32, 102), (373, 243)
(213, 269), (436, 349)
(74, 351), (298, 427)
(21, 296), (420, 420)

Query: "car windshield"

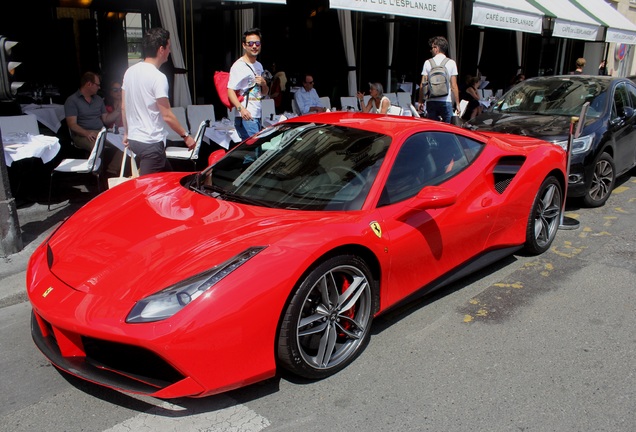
(494, 77), (608, 118)
(191, 122), (391, 211)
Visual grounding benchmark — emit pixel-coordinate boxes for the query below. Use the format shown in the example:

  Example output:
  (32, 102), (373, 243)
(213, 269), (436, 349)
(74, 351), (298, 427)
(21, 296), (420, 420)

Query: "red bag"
(214, 71), (243, 109)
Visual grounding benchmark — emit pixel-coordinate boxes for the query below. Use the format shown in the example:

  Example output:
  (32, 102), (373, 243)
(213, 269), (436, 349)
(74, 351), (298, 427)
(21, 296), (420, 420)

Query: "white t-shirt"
(421, 54), (458, 103)
(122, 61), (170, 144)
(228, 59), (264, 118)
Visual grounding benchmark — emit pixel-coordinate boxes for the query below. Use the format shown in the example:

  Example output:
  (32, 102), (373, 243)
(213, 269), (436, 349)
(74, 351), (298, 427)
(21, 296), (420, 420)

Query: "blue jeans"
(426, 101), (453, 123)
(234, 117), (262, 141)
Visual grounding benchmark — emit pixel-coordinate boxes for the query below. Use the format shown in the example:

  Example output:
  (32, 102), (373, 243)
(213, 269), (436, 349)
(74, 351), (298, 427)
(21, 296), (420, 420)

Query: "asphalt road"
(1, 172), (634, 432)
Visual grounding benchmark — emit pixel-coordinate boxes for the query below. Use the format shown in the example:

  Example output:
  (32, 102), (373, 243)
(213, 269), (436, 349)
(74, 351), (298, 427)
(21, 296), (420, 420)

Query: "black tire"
(277, 255), (376, 379)
(523, 175), (562, 255)
(583, 153), (615, 208)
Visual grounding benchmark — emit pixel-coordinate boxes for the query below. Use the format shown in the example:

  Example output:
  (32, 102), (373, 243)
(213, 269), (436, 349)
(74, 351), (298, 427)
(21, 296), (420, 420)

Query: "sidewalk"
(0, 183), (92, 308)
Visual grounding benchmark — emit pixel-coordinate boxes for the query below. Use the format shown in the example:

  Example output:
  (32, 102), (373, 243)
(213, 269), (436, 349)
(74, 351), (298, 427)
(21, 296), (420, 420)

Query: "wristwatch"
(237, 105), (243, 111)
(181, 132), (189, 138)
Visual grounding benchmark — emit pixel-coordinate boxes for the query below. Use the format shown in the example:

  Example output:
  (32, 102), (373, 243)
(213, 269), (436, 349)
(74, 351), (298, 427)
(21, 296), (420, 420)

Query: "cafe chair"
(165, 120), (209, 171)
(0, 114), (40, 135)
(291, 99), (301, 116)
(319, 96), (331, 111)
(163, 107), (189, 143)
(387, 105), (404, 116)
(48, 127), (107, 210)
(340, 96), (359, 111)
(187, 104), (215, 132)
(261, 99), (277, 127)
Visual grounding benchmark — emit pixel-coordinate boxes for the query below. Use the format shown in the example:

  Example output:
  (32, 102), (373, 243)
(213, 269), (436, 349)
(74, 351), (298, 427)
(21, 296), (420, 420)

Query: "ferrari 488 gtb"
(28, 112), (566, 398)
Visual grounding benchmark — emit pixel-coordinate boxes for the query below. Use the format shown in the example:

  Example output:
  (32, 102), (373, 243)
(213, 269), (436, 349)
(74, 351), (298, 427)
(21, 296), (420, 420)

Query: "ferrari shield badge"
(370, 221), (382, 238)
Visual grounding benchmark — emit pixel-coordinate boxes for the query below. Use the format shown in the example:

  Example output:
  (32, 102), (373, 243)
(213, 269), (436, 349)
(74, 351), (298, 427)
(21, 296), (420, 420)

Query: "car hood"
(465, 112), (585, 141)
(44, 174), (355, 299)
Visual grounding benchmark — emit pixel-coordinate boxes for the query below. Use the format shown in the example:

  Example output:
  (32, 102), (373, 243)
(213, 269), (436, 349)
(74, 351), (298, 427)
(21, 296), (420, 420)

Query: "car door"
(620, 81), (636, 171)
(610, 82), (636, 174)
(374, 131), (497, 307)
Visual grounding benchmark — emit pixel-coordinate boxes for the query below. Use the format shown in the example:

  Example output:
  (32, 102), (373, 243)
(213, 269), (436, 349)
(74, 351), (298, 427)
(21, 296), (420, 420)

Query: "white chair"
(48, 127), (107, 210)
(482, 89), (493, 99)
(261, 99), (277, 126)
(387, 105), (404, 116)
(164, 106), (188, 142)
(387, 93), (398, 105)
(397, 92), (411, 109)
(187, 105), (215, 132)
(319, 96), (331, 111)
(291, 99), (301, 115)
(340, 96), (359, 111)
(0, 114), (40, 135)
(165, 120), (209, 171)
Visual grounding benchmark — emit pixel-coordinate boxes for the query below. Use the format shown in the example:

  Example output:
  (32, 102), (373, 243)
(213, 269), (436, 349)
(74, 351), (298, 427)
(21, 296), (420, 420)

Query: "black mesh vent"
(492, 156), (525, 195)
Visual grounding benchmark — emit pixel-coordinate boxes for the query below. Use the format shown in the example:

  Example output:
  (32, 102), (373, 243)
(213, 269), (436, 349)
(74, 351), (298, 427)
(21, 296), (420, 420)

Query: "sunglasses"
(305, 81), (314, 85)
(245, 41), (261, 47)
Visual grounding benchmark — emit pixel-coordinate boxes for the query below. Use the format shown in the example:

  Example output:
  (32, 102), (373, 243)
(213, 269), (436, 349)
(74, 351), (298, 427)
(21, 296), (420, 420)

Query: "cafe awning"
(528, 0), (601, 41)
(570, 0), (636, 45)
(329, 0), (453, 22)
(471, 0), (543, 34)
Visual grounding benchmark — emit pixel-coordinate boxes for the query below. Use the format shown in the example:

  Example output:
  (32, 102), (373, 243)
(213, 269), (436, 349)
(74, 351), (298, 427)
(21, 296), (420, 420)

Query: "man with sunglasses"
(228, 28), (269, 140)
(294, 74), (327, 114)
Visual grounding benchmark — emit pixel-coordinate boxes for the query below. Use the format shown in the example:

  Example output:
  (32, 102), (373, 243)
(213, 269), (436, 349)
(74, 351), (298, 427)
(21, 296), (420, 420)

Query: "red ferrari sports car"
(28, 112), (566, 398)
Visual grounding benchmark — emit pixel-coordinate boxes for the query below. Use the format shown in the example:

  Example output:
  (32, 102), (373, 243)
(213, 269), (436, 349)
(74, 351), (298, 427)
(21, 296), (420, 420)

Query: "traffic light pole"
(0, 128), (23, 255)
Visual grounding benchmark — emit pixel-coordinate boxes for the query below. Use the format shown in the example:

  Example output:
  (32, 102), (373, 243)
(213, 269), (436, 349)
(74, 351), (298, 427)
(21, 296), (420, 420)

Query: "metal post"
(0, 128), (23, 255)
(559, 102), (588, 230)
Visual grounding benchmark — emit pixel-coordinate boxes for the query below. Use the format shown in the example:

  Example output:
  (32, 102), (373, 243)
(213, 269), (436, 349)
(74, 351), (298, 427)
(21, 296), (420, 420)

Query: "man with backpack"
(418, 36), (460, 123)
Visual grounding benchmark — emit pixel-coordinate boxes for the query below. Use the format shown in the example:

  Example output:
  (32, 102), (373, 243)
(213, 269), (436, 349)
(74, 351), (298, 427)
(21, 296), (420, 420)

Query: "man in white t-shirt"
(227, 28), (269, 140)
(122, 27), (194, 175)
(419, 36), (461, 123)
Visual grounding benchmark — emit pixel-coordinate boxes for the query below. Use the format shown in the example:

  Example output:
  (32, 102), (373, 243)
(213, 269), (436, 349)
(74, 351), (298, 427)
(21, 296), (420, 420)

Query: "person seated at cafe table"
(64, 71), (122, 175)
(105, 80), (124, 131)
(294, 74), (327, 114)
(357, 82), (390, 114)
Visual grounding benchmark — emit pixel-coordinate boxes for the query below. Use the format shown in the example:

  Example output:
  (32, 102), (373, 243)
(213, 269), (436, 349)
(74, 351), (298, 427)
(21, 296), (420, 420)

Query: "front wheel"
(277, 255), (376, 379)
(583, 153), (615, 208)
(523, 175), (562, 255)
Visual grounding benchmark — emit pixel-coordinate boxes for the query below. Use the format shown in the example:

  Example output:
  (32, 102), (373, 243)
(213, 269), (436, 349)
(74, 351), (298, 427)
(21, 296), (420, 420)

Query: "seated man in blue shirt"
(294, 74), (327, 114)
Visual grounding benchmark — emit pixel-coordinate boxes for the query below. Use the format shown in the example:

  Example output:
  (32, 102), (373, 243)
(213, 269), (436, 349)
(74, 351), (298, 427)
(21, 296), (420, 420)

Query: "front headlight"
(126, 246), (266, 323)
(554, 134), (594, 154)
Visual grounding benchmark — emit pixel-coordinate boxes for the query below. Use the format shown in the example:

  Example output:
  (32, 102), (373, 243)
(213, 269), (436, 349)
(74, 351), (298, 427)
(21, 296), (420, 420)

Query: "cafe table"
(204, 121), (242, 149)
(20, 103), (66, 133)
(2, 133), (61, 167)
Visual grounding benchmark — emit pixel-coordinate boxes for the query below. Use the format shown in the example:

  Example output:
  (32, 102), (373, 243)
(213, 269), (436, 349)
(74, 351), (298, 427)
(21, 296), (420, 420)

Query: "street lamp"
(0, 35), (25, 101)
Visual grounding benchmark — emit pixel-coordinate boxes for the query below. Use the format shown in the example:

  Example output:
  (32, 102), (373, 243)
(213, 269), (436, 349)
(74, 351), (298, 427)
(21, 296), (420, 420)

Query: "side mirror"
(622, 106), (635, 119)
(207, 149), (226, 166)
(395, 186), (457, 219)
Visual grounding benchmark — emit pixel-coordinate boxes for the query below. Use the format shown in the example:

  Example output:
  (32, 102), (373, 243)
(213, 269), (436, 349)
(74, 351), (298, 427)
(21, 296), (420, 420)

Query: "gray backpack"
(428, 57), (450, 98)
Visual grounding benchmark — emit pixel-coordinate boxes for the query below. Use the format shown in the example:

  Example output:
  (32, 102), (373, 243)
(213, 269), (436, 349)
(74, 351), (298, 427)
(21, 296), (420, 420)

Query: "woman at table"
(105, 80), (124, 131)
(460, 75), (482, 121)
(357, 82), (390, 114)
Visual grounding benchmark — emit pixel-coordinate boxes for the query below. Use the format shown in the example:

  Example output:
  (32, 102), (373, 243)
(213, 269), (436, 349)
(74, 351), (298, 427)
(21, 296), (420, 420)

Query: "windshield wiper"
(199, 184), (273, 207)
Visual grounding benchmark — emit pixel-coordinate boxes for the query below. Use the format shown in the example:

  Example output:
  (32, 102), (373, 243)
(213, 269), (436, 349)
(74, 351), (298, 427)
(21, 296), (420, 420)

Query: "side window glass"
(626, 82), (636, 109)
(613, 84), (629, 118)
(379, 132), (483, 206)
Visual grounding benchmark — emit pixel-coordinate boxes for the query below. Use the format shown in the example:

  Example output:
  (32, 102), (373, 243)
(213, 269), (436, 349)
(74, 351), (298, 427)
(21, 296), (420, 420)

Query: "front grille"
(31, 311), (185, 393)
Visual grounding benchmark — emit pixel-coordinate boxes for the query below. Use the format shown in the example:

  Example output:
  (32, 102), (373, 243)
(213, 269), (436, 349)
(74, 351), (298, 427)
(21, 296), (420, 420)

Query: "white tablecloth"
(3, 134), (61, 167)
(204, 123), (242, 149)
(21, 103), (66, 133)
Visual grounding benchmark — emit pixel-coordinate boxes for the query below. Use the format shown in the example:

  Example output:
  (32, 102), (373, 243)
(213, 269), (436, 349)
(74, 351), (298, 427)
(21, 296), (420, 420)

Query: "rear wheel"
(277, 255), (376, 379)
(524, 176), (562, 255)
(583, 153), (615, 208)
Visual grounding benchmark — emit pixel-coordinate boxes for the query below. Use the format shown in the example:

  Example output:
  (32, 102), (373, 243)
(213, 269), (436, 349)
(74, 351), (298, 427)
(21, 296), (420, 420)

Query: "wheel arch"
(274, 244), (382, 356)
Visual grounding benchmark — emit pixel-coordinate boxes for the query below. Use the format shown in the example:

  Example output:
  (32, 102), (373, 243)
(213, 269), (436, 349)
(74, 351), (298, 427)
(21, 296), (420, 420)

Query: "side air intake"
(492, 156), (525, 194)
